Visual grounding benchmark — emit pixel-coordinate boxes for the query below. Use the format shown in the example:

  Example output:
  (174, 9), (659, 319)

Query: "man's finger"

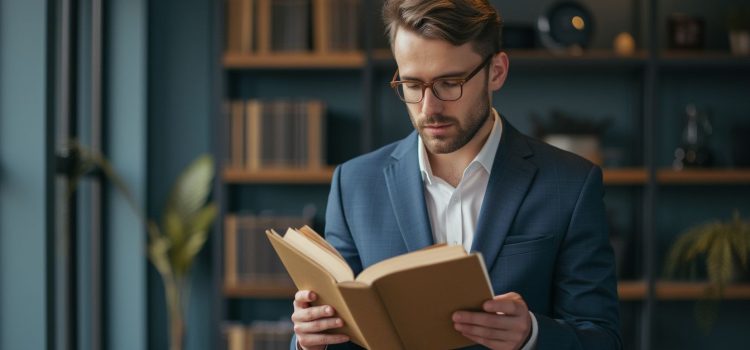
(293, 317), (344, 334)
(295, 290), (317, 303)
(483, 296), (526, 315)
(460, 332), (513, 350)
(452, 310), (517, 330)
(293, 290), (317, 310)
(292, 305), (335, 323)
(297, 333), (350, 348)
(454, 322), (514, 341)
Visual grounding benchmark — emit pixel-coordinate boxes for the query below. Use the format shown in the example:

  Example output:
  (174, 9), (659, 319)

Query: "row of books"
(226, 99), (326, 171)
(223, 321), (294, 350)
(225, 0), (362, 54)
(224, 214), (313, 286)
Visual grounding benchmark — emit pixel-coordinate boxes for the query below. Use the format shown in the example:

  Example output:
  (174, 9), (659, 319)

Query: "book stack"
(224, 214), (313, 287)
(223, 321), (294, 350)
(225, 0), (362, 54)
(271, 0), (311, 52)
(324, 0), (360, 52)
(226, 99), (326, 171)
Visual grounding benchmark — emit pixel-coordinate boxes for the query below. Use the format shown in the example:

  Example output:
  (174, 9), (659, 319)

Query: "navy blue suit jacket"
(293, 118), (621, 349)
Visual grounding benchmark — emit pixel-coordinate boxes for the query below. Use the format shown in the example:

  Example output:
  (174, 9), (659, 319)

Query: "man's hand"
(452, 292), (532, 350)
(291, 290), (350, 350)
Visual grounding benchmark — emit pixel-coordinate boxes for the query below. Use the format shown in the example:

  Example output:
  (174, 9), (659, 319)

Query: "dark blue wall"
(147, 0), (216, 349)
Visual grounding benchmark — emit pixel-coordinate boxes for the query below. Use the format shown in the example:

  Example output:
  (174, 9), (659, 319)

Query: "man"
(291, 1), (621, 349)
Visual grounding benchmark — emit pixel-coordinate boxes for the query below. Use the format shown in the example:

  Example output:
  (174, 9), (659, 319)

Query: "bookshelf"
(214, 0), (750, 349)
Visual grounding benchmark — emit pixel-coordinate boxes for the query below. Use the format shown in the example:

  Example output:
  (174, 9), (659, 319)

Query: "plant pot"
(729, 30), (750, 56)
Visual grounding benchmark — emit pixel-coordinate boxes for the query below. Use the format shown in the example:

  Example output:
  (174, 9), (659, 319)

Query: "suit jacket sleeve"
(535, 165), (622, 349)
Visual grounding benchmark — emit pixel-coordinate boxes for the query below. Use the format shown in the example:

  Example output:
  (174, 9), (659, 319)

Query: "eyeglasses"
(389, 55), (493, 104)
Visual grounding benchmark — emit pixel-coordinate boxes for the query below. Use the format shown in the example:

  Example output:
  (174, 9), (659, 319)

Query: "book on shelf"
(225, 0), (255, 53)
(224, 214), (313, 287)
(222, 321), (294, 350)
(271, 0), (311, 52)
(322, 0), (360, 52)
(266, 226), (494, 350)
(227, 0), (361, 55)
(227, 99), (326, 172)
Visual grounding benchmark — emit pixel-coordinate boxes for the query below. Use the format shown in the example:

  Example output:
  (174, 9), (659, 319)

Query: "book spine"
(313, 0), (329, 53)
(224, 215), (238, 287)
(246, 99), (262, 171)
(256, 0), (271, 54)
(231, 100), (245, 170)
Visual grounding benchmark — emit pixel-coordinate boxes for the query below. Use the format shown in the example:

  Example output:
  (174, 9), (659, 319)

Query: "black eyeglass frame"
(389, 54), (494, 103)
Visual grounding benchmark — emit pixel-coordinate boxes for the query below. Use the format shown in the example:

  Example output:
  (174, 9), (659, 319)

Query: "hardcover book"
(266, 226), (494, 350)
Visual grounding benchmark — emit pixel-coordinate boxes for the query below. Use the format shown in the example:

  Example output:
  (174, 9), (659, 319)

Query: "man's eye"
(404, 83), (421, 89)
(439, 80), (461, 88)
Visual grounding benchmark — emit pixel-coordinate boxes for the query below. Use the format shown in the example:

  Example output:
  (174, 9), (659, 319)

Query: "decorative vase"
(673, 104), (713, 170)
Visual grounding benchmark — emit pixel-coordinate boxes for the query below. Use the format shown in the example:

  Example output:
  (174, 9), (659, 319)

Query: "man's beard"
(411, 92), (492, 154)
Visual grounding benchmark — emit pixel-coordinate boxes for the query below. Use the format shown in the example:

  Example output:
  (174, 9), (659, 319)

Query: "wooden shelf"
(224, 283), (296, 298)
(659, 50), (750, 69)
(223, 52), (365, 69)
(657, 169), (750, 184)
(224, 167), (335, 184)
(603, 168), (648, 185)
(656, 282), (750, 300)
(508, 49), (647, 68)
(371, 49), (648, 69)
(618, 281), (648, 300)
(618, 281), (750, 300)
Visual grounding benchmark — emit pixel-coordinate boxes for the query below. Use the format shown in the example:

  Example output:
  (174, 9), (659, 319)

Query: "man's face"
(392, 29), (504, 155)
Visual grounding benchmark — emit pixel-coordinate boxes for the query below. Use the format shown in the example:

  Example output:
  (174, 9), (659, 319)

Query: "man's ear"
(488, 52), (509, 92)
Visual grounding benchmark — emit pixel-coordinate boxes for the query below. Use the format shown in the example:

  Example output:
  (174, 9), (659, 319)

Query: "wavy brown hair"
(382, 0), (503, 58)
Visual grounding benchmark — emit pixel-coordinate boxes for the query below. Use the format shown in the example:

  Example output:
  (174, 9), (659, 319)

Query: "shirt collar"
(418, 108), (503, 184)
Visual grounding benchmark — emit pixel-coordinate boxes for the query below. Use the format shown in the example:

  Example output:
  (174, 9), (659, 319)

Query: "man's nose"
(420, 86), (444, 117)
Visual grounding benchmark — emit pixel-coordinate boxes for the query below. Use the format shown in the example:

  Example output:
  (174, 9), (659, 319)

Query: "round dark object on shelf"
(537, 1), (595, 51)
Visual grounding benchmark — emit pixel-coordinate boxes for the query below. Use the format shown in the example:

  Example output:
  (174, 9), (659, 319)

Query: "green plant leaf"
(187, 203), (218, 236)
(149, 234), (173, 279)
(172, 204), (217, 278)
(165, 155), (214, 223)
(706, 231), (733, 288)
(163, 209), (185, 246)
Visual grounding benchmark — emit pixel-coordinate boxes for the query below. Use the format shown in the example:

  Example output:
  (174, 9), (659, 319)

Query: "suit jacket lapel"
(383, 132), (435, 251)
(471, 119), (537, 271)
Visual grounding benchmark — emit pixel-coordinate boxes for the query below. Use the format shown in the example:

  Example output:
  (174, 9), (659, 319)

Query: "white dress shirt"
(418, 109), (538, 349)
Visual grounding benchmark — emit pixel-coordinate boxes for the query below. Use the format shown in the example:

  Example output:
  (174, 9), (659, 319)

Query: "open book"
(265, 226), (494, 350)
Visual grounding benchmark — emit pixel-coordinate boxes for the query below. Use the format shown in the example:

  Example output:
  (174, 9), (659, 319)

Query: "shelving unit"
(213, 0), (750, 349)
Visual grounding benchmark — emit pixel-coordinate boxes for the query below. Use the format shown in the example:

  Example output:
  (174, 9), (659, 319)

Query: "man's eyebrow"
(399, 70), (469, 81)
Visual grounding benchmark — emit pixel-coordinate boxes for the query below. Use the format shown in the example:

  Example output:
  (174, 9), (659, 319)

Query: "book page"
(297, 225), (346, 262)
(355, 244), (467, 285)
(280, 228), (354, 282)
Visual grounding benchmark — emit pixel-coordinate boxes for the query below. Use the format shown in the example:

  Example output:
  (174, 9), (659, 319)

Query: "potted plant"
(70, 142), (217, 350)
(728, 7), (750, 55)
(663, 211), (750, 330)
